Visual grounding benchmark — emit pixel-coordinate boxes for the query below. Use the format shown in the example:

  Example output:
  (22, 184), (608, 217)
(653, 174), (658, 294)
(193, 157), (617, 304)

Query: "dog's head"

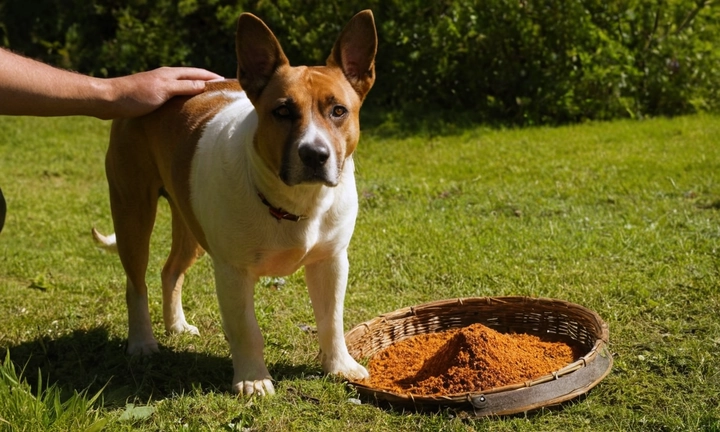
(236, 10), (377, 187)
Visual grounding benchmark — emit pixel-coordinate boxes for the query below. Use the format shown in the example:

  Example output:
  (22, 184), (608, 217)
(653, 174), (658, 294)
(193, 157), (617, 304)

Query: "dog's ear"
(326, 10), (378, 101)
(236, 13), (290, 102)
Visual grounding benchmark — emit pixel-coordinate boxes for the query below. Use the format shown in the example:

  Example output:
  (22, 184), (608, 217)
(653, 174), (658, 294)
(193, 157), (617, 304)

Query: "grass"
(0, 352), (107, 431)
(0, 113), (719, 431)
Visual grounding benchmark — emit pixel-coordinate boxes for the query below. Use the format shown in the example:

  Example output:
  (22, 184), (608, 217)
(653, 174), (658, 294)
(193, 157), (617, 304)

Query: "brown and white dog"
(92, 10), (377, 396)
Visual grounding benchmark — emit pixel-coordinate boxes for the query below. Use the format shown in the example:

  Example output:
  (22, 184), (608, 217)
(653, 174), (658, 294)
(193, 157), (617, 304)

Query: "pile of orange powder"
(363, 323), (580, 396)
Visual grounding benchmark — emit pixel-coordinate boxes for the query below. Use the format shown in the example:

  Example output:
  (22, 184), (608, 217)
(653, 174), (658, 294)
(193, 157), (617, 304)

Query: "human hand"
(0, 48), (223, 119)
(101, 67), (224, 119)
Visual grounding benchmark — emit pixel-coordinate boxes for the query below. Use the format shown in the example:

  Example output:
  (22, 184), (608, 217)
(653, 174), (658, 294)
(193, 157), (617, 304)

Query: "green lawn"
(0, 114), (719, 431)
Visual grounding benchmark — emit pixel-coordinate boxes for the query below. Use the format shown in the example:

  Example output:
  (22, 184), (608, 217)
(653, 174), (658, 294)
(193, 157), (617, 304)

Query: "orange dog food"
(363, 323), (580, 395)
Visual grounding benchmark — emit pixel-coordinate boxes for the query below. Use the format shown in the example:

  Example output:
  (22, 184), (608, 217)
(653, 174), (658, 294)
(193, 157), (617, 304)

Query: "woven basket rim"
(344, 296), (612, 412)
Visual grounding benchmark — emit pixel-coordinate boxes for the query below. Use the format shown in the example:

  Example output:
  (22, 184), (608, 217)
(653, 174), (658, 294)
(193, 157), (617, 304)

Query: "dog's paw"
(166, 321), (200, 336)
(127, 339), (160, 356)
(336, 361), (370, 381)
(232, 379), (276, 397)
(323, 354), (369, 381)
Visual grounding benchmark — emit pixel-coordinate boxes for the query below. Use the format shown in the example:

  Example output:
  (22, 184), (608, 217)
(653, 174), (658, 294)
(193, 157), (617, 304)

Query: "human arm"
(0, 48), (223, 119)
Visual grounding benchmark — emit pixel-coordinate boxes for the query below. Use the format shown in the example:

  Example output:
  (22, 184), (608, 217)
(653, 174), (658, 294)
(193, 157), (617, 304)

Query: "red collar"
(258, 192), (306, 222)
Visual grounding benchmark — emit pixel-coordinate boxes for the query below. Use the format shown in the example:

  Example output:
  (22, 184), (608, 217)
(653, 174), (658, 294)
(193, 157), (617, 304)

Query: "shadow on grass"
(362, 390), (592, 421)
(1, 327), (318, 407)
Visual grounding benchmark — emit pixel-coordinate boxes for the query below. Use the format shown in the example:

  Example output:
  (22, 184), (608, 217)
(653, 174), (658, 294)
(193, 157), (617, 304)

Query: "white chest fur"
(188, 90), (358, 277)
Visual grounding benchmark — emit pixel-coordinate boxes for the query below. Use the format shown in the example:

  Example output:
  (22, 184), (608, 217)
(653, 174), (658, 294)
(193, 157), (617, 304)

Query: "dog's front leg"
(305, 250), (369, 380)
(213, 260), (275, 396)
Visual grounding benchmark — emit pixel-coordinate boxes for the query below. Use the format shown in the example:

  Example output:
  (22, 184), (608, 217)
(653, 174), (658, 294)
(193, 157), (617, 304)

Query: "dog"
(92, 10), (377, 396)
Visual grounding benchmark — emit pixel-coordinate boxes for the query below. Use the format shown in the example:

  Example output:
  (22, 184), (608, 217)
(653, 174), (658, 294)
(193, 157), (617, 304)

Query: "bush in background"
(1, 0), (718, 125)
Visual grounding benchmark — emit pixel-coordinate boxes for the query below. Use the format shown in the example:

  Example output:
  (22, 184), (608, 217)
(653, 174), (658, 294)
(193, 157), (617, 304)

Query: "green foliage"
(372, 0), (720, 124)
(1, 1), (719, 124)
(0, 352), (107, 431)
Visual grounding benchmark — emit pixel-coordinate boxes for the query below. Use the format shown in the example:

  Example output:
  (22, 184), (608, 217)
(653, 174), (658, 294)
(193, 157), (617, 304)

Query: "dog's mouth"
(279, 165), (339, 187)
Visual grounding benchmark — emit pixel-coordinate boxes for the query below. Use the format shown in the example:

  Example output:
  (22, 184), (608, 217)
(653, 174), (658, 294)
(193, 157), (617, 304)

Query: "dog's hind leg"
(161, 201), (204, 336)
(112, 193), (159, 355)
(106, 148), (162, 355)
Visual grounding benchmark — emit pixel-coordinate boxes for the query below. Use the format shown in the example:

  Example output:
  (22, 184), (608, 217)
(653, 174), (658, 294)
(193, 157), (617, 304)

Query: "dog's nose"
(298, 142), (330, 169)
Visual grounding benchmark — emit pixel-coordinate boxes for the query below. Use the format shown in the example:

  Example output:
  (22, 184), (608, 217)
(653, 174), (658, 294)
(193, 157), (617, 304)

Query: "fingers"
(104, 67), (225, 119)
(152, 67), (225, 97)
(162, 67), (223, 82)
(168, 79), (210, 96)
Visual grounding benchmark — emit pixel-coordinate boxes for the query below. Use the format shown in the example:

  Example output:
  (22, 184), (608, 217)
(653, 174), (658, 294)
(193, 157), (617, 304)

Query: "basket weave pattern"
(344, 296), (612, 414)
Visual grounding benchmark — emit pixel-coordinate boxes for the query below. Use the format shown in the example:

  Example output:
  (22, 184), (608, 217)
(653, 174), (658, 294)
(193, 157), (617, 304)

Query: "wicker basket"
(344, 296), (612, 416)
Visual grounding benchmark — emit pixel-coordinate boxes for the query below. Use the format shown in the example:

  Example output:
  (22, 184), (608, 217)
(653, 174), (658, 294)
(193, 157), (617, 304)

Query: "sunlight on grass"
(0, 114), (719, 430)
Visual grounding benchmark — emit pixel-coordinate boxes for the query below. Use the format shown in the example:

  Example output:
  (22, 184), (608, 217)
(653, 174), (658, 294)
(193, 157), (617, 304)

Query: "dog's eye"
(273, 106), (292, 119)
(331, 105), (348, 118)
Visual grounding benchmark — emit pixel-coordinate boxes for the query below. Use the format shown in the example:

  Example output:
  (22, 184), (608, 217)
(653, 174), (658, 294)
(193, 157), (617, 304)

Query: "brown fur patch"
(107, 80), (242, 254)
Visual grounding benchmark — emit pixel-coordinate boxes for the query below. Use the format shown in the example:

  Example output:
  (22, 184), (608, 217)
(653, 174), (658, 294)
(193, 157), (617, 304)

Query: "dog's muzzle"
(299, 141), (330, 171)
(282, 140), (339, 186)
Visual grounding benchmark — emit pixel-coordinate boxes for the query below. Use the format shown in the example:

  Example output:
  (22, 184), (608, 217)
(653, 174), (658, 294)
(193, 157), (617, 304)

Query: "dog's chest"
(246, 211), (346, 276)
(251, 247), (308, 276)
(186, 89), (356, 275)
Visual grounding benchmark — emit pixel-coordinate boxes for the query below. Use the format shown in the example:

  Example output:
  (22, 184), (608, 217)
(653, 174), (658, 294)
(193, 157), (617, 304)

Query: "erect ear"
(236, 13), (290, 102)
(326, 10), (378, 101)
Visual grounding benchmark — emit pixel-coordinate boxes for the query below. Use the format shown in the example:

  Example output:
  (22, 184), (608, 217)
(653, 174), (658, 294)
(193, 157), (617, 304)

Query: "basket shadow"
(1, 326), (317, 407)
(358, 390), (591, 419)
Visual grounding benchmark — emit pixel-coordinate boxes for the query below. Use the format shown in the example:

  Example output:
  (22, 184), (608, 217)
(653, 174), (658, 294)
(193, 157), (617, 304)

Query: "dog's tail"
(91, 227), (118, 253)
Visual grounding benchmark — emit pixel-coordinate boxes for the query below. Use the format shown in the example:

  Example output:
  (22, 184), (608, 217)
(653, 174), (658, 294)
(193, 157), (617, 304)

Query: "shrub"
(1, 0), (718, 125)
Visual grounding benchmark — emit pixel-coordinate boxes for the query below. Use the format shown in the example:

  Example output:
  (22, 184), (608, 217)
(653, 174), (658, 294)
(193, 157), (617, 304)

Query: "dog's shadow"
(1, 327), (317, 406)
